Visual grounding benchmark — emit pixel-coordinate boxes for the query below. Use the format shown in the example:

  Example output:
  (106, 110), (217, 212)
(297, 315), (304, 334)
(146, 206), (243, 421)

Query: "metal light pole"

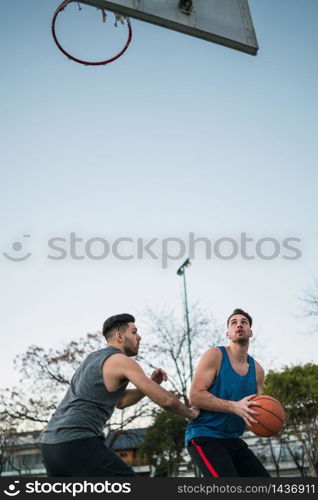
(177, 258), (193, 381)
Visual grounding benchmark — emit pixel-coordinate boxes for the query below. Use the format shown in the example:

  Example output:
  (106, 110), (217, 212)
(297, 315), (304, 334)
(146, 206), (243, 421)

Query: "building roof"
(5, 430), (43, 449)
(105, 428), (147, 450)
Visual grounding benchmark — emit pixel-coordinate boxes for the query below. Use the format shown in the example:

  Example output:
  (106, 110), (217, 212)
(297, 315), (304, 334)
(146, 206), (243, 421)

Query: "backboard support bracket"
(178, 0), (193, 15)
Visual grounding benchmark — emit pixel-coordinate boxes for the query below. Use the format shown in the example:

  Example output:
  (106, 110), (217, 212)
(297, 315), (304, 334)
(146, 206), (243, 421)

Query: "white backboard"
(79, 0), (259, 55)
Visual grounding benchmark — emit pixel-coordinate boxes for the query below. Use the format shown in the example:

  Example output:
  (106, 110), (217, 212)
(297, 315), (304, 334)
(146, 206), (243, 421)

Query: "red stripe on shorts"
(191, 439), (219, 477)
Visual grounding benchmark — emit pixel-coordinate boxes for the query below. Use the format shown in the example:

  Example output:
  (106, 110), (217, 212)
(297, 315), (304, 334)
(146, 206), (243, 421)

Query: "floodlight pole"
(177, 258), (193, 381)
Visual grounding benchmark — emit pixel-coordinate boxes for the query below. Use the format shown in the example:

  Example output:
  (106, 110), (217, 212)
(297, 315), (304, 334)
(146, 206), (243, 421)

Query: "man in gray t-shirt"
(41, 313), (199, 477)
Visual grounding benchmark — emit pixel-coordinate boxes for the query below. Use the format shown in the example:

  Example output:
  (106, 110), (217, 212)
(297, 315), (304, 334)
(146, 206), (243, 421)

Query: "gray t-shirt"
(42, 346), (127, 444)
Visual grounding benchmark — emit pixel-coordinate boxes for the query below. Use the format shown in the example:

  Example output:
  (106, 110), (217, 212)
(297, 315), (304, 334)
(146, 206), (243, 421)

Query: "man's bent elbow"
(189, 392), (199, 407)
(161, 396), (177, 411)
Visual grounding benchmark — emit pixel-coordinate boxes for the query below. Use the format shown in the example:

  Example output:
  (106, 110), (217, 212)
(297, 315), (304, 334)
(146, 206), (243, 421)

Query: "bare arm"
(255, 360), (265, 395)
(106, 355), (199, 420)
(189, 347), (260, 427)
(241, 361), (265, 430)
(116, 369), (168, 409)
(116, 389), (145, 409)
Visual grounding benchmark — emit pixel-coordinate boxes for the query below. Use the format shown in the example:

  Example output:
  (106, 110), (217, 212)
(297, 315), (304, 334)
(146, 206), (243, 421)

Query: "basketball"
(249, 395), (285, 437)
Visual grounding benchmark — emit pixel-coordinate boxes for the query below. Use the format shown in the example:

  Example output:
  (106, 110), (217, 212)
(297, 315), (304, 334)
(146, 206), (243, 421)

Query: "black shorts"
(187, 437), (270, 477)
(41, 436), (137, 477)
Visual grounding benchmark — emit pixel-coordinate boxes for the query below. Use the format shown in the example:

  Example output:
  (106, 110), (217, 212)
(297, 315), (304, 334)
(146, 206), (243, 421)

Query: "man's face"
(226, 314), (252, 345)
(121, 322), (141, 357)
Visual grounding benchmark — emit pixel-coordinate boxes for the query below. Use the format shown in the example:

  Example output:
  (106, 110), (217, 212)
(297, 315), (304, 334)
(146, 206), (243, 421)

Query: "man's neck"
(226, 342), (249, 363)
(107, 342), (125, 353)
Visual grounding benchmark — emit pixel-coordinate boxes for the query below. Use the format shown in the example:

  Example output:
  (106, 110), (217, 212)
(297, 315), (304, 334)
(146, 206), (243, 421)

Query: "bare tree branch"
(139, 304), (223, 404)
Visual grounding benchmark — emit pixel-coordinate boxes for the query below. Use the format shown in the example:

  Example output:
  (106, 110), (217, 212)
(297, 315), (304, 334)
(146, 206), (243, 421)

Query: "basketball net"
(51, 0), (132, 66)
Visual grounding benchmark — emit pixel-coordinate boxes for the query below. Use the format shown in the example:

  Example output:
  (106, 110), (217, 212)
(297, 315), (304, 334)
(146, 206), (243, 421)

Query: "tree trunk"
(295, 432), (317, 477)
(284, 440), (306, 477)
(269, 438), (281, 477)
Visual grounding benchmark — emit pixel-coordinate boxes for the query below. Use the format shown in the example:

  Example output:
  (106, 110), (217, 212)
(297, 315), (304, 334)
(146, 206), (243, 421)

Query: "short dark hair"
(227, 308), (252, 327)
(102, 313), (135, 341)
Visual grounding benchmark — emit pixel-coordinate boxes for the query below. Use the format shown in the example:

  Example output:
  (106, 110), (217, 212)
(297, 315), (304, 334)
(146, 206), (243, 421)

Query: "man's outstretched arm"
(107, 356), (198, 420)
(116, 388), (145, 409)
(116, 369), (168, 409)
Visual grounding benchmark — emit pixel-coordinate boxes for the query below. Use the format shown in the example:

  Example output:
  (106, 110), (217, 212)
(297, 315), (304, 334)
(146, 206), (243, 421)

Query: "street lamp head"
(176, 258), (191, 276)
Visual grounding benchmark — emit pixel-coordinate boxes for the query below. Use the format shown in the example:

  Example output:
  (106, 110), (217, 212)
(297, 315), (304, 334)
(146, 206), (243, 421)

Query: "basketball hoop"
(51, 0), (132, 66)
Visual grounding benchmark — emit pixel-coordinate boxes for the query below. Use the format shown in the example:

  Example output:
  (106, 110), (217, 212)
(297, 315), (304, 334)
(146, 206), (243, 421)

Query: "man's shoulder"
(201, 345), (223, 357)
(102, 349), (136, 369)
(85, 346), (120, 361)
(83, 347), (128, 373)
(253, 358), (265, 372)
(198, 346), (223, 366)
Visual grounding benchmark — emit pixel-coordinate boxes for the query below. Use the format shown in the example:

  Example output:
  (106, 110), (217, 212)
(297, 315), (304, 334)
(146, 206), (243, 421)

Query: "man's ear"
(249, 329), (253, 338)
(115, 330), (124, 343)
(225, 330), (229, 338)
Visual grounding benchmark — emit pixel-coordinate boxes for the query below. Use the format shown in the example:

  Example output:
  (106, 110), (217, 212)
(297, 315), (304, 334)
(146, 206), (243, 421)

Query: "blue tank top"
(185, 346), (256, 443)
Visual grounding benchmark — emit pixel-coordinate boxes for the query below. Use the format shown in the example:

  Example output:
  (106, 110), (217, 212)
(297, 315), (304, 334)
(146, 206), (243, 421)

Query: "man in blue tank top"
(185, 308), (270, 477)
(42, 313), (199, 477)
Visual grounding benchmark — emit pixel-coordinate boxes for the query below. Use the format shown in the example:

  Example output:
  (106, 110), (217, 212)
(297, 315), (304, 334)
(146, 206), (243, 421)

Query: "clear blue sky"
(1, 0), (318, 389)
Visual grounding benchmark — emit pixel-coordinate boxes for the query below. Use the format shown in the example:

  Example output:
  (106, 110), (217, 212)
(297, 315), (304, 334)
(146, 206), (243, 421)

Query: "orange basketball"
(249, 395), (285, 437)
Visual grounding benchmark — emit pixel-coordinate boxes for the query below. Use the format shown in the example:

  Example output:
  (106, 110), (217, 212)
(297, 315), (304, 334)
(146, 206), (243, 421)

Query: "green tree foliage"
(139, 410), (187, 476)
(263, 363), (318, 476)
